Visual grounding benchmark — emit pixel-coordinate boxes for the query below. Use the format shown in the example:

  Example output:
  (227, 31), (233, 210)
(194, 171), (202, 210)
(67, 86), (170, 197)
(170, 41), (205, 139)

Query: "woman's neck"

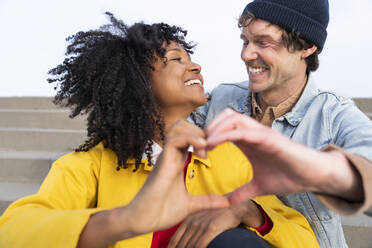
(153, 109), (192, 147)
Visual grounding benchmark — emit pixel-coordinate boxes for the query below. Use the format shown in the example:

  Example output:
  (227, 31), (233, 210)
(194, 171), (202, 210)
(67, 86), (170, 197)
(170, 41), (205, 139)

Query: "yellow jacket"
(0, 142), (318, 247)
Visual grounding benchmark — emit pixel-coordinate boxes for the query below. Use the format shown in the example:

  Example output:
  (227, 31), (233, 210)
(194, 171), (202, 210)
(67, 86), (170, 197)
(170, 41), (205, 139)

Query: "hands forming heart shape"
(128, 108), (362, 237)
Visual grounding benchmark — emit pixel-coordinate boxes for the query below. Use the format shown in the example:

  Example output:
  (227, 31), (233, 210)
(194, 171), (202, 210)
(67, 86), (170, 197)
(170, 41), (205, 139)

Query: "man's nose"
(241, 43), (258, 62)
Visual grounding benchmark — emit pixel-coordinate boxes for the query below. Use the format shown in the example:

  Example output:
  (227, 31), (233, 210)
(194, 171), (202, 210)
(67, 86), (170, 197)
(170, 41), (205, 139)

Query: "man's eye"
(171, 58), (182, 61)
(257, 41), (269, 47)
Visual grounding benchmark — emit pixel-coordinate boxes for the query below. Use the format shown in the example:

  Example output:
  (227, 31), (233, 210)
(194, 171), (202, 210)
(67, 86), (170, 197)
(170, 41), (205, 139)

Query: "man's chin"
(248, 82), (265, 93)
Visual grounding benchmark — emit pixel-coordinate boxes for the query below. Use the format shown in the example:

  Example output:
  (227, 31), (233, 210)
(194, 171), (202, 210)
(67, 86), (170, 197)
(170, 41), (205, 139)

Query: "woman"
(0, 13), (318, 248)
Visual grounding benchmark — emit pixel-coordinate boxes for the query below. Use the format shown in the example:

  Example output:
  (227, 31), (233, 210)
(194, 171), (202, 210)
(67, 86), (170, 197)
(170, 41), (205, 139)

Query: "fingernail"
(198, 138), (207, 145)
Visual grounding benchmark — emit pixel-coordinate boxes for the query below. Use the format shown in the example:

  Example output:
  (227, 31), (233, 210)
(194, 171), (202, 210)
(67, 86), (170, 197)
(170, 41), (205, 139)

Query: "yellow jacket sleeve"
(251, 195), (320, 248)
(0, 151), (103, 248)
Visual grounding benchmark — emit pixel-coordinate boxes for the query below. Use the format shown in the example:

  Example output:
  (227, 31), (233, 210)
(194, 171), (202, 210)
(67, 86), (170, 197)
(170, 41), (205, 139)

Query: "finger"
(193, 214), (230, 248)
(188, 194), (229, 214)
(206, 112), (263, 139)
(192, 146), (207, 158)
(178, 211), (211, 248)
(174, 223), (198, 248)
(168, 120), (206, 140)
(205, 110), (241, 141)
(168, 122), (208, 158)
(205, 108), (237, 133)
(206, 127), (268, 150)
(158, 133), (207, 175)
(185, 222), (210, 248)
(168, 223), (187, 248)
(195, 230), (219, 248)
(165, 133), (207, 154)
(160, 134), (206, 169)
(168, 212), (204, 248)
(228, 182), (263, 205)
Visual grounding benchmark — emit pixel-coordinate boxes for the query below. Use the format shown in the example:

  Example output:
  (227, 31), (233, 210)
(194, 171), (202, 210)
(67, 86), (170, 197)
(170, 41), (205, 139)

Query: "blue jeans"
(208, 228), (269, 248)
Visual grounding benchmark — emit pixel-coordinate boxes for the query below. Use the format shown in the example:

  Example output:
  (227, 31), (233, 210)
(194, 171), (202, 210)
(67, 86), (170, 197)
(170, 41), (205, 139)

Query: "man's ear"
(301, 45), (317, 59)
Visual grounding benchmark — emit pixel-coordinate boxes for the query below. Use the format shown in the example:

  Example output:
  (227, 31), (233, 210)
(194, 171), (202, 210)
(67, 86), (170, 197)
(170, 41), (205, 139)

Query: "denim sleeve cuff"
(316, 145), (372, 216)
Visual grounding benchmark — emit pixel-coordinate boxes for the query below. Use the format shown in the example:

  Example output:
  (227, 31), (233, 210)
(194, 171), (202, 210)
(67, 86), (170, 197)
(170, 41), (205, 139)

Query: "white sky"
(0, 0), (371, 97)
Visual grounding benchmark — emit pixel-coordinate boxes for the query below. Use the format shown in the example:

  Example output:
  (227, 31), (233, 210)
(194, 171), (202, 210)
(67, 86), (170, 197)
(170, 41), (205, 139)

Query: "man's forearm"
(316, 149), (363, 202)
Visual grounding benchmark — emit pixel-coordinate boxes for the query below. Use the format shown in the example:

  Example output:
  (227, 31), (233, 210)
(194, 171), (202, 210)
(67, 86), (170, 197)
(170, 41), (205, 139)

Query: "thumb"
(228, 182), (263, 205)
(188, 194), (230, 214)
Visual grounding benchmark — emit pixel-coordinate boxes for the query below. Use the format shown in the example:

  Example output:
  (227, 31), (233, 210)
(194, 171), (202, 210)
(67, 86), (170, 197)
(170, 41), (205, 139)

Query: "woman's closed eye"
(170, 57), (182, 61)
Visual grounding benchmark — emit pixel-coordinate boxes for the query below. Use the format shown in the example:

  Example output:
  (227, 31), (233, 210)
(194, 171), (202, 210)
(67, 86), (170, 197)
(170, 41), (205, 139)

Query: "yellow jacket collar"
(129, 152), (212, 172)
(191, 153), (212, 168)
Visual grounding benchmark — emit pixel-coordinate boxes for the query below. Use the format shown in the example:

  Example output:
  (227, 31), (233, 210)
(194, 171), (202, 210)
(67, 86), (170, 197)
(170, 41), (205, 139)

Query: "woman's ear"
(301, 45), (317, 59)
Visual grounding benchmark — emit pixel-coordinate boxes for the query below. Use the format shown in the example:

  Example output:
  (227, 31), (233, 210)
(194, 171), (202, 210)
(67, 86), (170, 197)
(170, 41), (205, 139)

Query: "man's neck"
(257, 75), (308, 111)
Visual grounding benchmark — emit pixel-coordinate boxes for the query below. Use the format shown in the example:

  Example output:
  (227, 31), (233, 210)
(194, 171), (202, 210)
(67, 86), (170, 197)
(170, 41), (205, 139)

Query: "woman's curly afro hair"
(48, 12), (195, 171)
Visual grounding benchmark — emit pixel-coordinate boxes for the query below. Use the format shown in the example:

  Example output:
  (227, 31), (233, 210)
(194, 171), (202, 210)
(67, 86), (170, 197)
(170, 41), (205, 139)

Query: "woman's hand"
(168, 200), (263, 248)
(122, 120), (229, 235)
(78, 121), (229, 248)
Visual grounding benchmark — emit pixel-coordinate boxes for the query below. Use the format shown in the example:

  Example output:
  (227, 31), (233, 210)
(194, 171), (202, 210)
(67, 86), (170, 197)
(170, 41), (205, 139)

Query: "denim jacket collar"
(228, 77), (319, 127)
(227, 80), (252, 116)
(282, 76), (319, 126)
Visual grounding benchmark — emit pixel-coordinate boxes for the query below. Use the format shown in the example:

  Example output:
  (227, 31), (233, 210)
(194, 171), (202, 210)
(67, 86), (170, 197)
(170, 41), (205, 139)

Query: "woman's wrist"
(77, 206), (138, 248)
(110, 206), (140, 241)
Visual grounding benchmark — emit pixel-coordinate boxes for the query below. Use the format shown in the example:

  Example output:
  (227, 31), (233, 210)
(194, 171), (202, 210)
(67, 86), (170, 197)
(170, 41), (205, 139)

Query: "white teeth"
(184, 79), (202, 86)
(248, 67), (266, 74)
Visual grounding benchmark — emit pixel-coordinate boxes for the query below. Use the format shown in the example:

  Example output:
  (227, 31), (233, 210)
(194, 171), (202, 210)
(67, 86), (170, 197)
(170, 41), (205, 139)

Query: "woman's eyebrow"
(166, 48), (182, 53)
(165, 48), (191, 59)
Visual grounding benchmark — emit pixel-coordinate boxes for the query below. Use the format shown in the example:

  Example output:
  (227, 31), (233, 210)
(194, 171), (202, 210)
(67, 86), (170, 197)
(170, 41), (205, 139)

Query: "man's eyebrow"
(241, 33), (276, 40)
(253, 34), (276, 40)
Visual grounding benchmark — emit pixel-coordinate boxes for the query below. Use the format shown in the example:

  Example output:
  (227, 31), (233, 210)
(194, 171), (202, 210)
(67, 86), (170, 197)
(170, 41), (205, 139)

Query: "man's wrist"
(235, 200), (265, 228)
(318, 149), (363, 202)
(237, 201), (273, 236)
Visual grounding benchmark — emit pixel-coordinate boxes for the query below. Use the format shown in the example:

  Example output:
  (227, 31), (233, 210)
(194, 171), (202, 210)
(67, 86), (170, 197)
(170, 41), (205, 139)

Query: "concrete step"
(343, 225), (372, 248)
(353, 98), (372, 113)
(0, 109), (85, 130)
(1, 96), (371, 112)
(342, 213), (372, 227)
(0, 127), (86, 152)
(0, 151), (65, 184)
(0, 182), (39, 215)
(0, 97), (58, 110)
(342, 214), (372, 248)
(352, 98), (372, 120)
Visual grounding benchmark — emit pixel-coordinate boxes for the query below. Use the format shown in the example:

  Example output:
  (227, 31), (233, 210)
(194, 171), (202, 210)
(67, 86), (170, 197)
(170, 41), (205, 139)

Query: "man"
(199, 0), (372, 247)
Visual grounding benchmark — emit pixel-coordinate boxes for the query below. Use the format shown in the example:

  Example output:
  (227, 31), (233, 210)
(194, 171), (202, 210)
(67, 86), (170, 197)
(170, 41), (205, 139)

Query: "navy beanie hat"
(243, 0), (329, 51)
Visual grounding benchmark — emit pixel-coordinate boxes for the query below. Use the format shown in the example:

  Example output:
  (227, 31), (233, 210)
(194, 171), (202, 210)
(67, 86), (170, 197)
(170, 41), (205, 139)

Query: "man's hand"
(206, 109), (362, 205)
(124, 120), (229, 236)
(168, 200), (263, 248)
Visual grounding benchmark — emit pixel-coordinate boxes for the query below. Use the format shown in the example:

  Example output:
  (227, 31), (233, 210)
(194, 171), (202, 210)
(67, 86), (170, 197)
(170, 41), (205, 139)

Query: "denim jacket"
(200, 78), (372, 248)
